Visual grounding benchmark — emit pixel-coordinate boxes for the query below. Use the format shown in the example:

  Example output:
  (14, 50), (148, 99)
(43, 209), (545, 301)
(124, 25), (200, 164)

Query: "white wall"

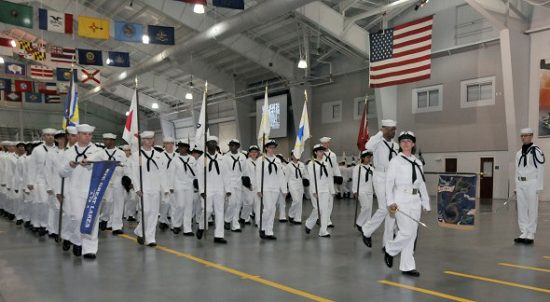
(422, 151), (510, 199)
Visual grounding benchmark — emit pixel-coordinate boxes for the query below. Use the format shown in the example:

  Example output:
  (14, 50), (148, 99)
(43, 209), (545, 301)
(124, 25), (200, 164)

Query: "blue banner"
(147, 25), (175, 45)
(107, 51), (130, 67)
(437, 174), (477, 230)
(80, 161), (117, 235)
(77, 48), (103, 66)
(213, 0), (244, 9)
(114, 21), (144, 43)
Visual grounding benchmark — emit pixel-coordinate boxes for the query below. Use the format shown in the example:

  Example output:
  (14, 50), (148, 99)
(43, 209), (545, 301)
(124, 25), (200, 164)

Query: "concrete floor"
(0, 198), (549, 302)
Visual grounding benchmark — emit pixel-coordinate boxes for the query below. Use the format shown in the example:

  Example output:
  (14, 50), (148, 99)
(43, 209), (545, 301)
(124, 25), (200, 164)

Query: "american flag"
(369, 15), (433, 88)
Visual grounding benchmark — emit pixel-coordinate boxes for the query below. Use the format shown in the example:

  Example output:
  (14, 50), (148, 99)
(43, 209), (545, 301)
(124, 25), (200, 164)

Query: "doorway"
(480, 157), (494, 200)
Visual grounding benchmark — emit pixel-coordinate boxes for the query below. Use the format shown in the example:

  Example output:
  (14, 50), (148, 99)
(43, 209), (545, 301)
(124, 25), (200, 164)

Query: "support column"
(374, 86), (398, 127)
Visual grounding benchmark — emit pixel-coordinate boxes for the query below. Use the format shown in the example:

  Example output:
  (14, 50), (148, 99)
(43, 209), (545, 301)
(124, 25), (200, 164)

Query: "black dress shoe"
(172, 227), (181, 234)
(356, 225), (362, 233)
(238, 218), (246, 224)
(224, 222), (230, 230)
(73, 245), (82, 257)
(288, 217), (295, 223)
(137, 236), (145, 245)
(106, 227), (112, 231)
(231, 229), (242, 233)
(50, 234), (59, 241)
(524, 239), (534, 244)
(62, 240), (71, 251)
(208, 221), (214, 226)
(214, 237), (228, 244)
(514, 238), (526, 244)
(264, 235), (277, 240)
(259, 230), (266, 239)
(305, 226), (311, 234)
(279, 219), (288, 223)
(196, 229), (204, 240)
(83, 253), (96, 259)
(112, 230), (124, 236)
(16, 219), (23, 225)
(127, 217), (136, 222)
(147, 242), (157, 247)
(293, 221), (302, 225)
(24, 221), (31, 228)
(159, 223), (169, 231)
(383, 247), (393, 268)
(244, 220), (251, 225)
(402, 270), (420, 277)
(328, 224), (335, 228)
(38, 227), (47, 237)
(183, 232), (194, 237)
(320, 234), (331, 238)
(99, 221), (107, 231)
(362, 236), (372, 248)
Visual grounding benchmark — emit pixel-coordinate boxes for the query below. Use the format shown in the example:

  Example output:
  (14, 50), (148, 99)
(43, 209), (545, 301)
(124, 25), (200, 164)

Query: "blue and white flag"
(114, 21), (144, 43)
(293, 90), (310, 159)
(80, 161), (117, 235)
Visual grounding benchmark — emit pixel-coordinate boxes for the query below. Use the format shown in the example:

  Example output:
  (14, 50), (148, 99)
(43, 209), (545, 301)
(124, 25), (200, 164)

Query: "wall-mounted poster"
(539, 59), (550, 137)
(437, 174), (478, 230)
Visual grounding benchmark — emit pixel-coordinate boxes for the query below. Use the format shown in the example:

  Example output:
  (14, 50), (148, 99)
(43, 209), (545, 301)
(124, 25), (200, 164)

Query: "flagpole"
(203, 81), (208, 239)
(135, 76), (146, 245)
(259, 133), (265, 239)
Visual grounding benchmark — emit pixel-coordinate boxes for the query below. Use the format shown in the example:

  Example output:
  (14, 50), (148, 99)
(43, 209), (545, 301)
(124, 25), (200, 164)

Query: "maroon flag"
(14, 80), (33, 93)
(356, 99), (369, 151)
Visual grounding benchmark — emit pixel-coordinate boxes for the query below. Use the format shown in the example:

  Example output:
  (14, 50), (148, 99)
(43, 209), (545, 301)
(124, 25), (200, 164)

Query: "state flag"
(57, 82), (69, 94)
(148, 25), (175, 45)
(78, 16), (110, 40)
(14, 80), (33, 93)
(16, 41), (46, 61)
(45, 94), (61, 103)
(4, 91), (22, 102)
(213, 0), (244, 10)
(38, 8), (74, 34)
(56, 68), (78, 82)
(23, 92), (44, 103)
(50, 46), (76, 65)
(78, 49), (103, 66)
(0, 78), (11, 91)
(107, 51), (130, 67)
(30, 65), (54, 80)
(4, 62), (26, 76)
(79, 69), (101, 86)
(114, 21), (144, 43)
(37, 82), (58, 95)
(0, 0), (33, 29)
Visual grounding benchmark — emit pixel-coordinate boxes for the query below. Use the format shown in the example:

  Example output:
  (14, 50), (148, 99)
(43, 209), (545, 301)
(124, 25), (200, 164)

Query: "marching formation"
(0, 120), (545, 278)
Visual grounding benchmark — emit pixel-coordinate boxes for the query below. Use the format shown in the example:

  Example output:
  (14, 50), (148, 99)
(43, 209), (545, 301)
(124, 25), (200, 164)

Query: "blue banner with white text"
(80, 161), (117, 235)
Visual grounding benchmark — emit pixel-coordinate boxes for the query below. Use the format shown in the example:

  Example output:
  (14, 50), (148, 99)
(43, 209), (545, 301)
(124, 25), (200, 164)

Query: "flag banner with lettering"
(23, 92), (44, 103)
(50, 47), (76, 65)
(213, 0), (244, 10)
(114, 21), (144, 43)
(4, 62), (26, 76)
(107, 51), (130, 67)
(78, 16), (110, 40)
(369, 15), (433, 88)
(78, 49), (103, 66)
(38, 8), (73, 34)
(80, 161), (117, 235)
(437, 174), (478, 230)
(14, 80), (32, 92)
(30, 65), (54, 80)
(0, 0), (33, 29)
(147, 25), (175, 45)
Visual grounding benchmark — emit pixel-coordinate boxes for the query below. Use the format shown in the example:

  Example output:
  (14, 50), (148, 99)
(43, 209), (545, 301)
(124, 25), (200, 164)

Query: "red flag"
(14, 80), (33, 93)
(356, 100), (369, 151)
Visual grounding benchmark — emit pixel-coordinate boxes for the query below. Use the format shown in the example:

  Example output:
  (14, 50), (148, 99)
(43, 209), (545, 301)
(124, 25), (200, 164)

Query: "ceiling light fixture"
(152, 102), (159, 109)
(193, 3), (205, 14)
(142, 34), (150, 44)
(185, 92), (193, 100)
(10, 40), (16, 47)
(106, 58), (112, 65)
(297, 58), (307, 69)
(125, 111), (130, 116)
(0, 57), (4, 64)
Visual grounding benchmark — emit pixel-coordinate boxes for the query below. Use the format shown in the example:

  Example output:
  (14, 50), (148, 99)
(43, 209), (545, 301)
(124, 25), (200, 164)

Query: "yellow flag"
(78, 16), (110, 40)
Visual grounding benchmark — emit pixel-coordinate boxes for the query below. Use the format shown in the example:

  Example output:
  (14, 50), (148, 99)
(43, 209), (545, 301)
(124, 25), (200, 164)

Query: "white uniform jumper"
(123, 154), (137, 220)
(132, 148), (163, 244)
(197, 152), (230, 238)
(29, 143), (57, 229)
(324, 150), (341, 226)
(98, 148), (127, 231)
(4, 152), (17, 217)
(305, 160), (334, 236)
(256, 155), (287, 236)
(14, 153), (29, 222)
(160, 151), (176, 226)
(286, 161), (306, 223)
(222, 151), (246, 230)
(362, 131), (398, 246)
(173, 154), (197, 233)
(515, 143), (545, 240)
(242, 157), (258, 223)
(385, 153), (430, 272)
(59, 144), (102, 254)
(352, 163), (374, 227)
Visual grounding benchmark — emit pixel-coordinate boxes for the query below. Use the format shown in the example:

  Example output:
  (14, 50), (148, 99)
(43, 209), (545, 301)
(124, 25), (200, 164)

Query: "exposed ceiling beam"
(345, 0), (418, 24)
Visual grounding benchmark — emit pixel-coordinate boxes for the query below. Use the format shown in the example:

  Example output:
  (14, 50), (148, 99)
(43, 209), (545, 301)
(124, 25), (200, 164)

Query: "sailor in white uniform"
(353, 150), (374, 231)
(320, 137), (341, 228)
(222, 139), (246, 232)
(172, 139), (197, 236)
(241, 145), (259, 225)
(383, 131), (430, 277)
(514, 127), (545, 244)
(286, 152), (306, 224)
(305, 144), (334, 237)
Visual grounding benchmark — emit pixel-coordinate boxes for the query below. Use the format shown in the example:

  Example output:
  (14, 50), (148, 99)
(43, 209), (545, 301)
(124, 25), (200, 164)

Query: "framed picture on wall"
(539, 59), (550, 138)
(353, 96), (376, 120)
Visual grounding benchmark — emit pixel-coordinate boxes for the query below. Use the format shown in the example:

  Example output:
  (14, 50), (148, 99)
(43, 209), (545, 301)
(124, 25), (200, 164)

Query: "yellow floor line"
(118, 234), (333, 302)
(445, 271), (550, 294)
(498, 262), (550, 273)
(379, 280), (476, 302)
(544, 256), (550, 260)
